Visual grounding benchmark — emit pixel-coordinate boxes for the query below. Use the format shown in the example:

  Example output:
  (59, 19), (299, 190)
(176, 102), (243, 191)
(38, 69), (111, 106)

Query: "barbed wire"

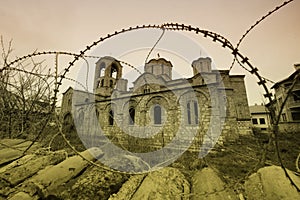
(58, 23), (298, 191)
(1, 5), (299, 192)
(0, 27), (277, 155)
(228, 0), (294, 73)
(1, 61), (90, 96)
(227, 0), (298, 192)
(144, 28), (165, 65)
(271, 70), (300, 191)
(118, 60), (143, 75)
(48, 24), (267, 179)
(51, 112), (149, 175)
(237, 0), (293, 50)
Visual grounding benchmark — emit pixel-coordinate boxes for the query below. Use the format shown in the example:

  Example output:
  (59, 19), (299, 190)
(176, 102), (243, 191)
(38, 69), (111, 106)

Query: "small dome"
(146, 58), (173, 68)
(145, 58), (173, 80)
(192, 57), (212, 74)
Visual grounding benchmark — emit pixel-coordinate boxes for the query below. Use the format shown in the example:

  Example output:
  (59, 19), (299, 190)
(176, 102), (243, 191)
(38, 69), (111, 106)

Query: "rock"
(101, 154), (150, 173)
(108, 174), (146, 200)
(9, 191), (36, 200)
(9, 147), (103, 199)
(0, 140), (40, 165)
(0, 156), (35, 196)
(0, 151), (66, 186)
(0, 148), (23, 166)
(191, 167), (237, 200)
(129, 167), (190, 200)
(61, 165), (128, 200)
(0, 155), (35, 173)
(244, 165), (300, 200)
(0, 139), (26, 150)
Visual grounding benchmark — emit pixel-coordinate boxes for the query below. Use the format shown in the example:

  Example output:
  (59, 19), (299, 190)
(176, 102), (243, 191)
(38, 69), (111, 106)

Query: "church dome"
(144, 58), (173, 80)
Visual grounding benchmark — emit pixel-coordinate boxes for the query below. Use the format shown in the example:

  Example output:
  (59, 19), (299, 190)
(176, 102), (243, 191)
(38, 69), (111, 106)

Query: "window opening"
(194, 101), (199, 124)
(154, 105), (162, 124)
(129, 107), (135, 125)
(259, 118), (266, 124)
(109, 109), (114, 125)
(187, 102), (191, 124)
(252, 118), (258, 124)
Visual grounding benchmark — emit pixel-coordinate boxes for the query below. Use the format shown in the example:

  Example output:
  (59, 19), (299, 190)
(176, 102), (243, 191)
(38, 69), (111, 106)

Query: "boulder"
(0, 151), (66, 186)
(101, 154), (150, 173)
(109, 174), (146, 200)
(191, 167), (237, 200)
(110, 167), (190, 200)
(245, 165), (300, 200)
(61, 165), (128, 200)
(0, 140), (40, 165)
(9, 147), (103, 199)
(130, 167), (190, 200)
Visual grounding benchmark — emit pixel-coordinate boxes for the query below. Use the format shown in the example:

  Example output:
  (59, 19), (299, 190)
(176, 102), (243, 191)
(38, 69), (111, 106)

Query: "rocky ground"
(0, 132), (299, 199)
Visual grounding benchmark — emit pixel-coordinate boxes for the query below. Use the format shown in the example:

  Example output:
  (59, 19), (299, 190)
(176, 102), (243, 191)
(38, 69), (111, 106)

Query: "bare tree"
(0, 37), (54, 139)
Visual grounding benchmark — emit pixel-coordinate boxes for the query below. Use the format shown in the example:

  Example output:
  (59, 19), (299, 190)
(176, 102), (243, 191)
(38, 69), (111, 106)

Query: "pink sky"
(1, 0), (299, 105)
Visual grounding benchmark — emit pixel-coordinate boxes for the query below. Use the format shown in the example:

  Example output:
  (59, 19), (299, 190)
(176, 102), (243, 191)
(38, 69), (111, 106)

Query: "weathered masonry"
(62, 56), (252, 151)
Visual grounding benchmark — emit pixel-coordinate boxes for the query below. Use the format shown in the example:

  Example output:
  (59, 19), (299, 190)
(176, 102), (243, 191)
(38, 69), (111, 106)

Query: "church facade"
(61, 56), (252, 152)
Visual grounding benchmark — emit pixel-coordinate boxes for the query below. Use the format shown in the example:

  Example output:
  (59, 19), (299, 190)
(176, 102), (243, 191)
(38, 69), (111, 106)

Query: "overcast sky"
(1, 0), (299, 105)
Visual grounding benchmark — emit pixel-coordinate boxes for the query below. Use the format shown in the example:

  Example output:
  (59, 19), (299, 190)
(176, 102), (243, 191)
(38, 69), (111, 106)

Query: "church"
(61, 56), (252, 152)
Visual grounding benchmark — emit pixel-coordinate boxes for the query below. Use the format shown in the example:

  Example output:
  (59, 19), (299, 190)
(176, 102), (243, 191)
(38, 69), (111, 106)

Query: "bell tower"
(94, 56), (124, 97)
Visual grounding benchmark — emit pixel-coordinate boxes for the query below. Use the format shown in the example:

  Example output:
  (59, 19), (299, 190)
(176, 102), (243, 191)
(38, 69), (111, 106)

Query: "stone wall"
(73, 86), (251, 152)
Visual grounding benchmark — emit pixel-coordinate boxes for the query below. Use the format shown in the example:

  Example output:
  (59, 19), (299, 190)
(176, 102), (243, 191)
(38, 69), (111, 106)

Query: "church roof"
(146, 58), (173, 67)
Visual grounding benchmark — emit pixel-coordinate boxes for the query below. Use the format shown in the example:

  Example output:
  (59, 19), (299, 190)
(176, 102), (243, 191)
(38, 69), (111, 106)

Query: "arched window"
(129, 107), (135, 125)
(96, 109), (99, 119)
(108, 109), (114, 125)
(194, 101), (199, 124)
(109, 80), (114, 88)
(101, 79), (104, 87)
(100, 67), (105, 77)
(187, 100), (199, 125)
(110, 63), (118, 79)
(143, 85), (150, 94)
(154, 105), (162, 124)
(187, 102), (191, 124)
